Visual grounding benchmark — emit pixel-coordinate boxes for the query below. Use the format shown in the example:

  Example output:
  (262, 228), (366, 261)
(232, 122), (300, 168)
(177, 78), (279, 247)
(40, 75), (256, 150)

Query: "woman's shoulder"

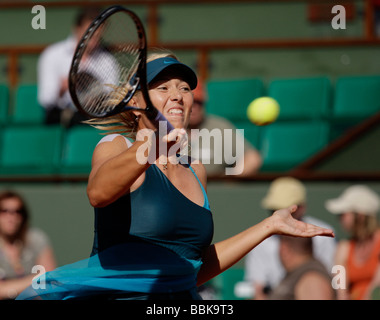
(189, 159), (207, 187)
(97, 134), (133, 147)
(92, 134), (133, 162)
(188, 156), (206, 172)
(25, 228), (51, 250)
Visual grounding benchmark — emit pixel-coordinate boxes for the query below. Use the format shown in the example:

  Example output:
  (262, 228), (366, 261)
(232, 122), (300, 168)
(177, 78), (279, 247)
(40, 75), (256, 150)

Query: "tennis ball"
(247, 97), (280, 126)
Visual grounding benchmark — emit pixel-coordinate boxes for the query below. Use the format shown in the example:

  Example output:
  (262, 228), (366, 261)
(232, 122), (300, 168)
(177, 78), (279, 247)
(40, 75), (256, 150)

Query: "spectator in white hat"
(326, 185), (380, 300)
(244, 177), (336, 299)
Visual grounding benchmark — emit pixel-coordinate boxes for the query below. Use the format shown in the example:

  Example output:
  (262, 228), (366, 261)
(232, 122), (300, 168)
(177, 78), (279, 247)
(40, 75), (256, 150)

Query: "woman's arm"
(88, 127), (187, 208)
(35, 246), (57, 272)
(87, 135), (152, 208)
(0, 275), (35, 300)
(197, 205), (334, 286)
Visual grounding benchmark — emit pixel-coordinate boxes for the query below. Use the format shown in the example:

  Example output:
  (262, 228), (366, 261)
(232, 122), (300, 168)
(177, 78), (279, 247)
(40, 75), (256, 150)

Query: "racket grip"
(153, 111), (175, 133)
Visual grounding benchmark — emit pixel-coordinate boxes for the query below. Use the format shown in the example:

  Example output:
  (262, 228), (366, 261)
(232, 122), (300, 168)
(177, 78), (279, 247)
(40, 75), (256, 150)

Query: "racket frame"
(69, 5), (156, 119)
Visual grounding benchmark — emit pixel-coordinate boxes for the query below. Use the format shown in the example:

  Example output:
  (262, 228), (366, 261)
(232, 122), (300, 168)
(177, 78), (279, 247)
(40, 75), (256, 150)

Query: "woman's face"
(0, 197), (24, 238)
(136, 75), (193, 129)
(339, 212), (355, 233)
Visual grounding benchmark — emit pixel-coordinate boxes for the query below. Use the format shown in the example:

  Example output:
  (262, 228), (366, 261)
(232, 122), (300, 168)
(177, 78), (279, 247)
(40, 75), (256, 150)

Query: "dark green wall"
(315, 125), (380, 173)
(0, 1), (378, 85)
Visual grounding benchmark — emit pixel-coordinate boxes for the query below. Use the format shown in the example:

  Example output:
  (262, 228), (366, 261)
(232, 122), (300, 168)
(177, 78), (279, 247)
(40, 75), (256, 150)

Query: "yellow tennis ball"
(247, 97), (280, 126)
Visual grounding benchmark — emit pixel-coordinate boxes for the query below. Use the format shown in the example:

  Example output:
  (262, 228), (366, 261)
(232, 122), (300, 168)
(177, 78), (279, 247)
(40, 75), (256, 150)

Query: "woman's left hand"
(269, 205), (335, 238)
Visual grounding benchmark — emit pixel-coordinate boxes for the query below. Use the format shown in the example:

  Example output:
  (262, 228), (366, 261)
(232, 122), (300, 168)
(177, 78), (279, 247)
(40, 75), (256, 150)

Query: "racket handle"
(152, 110), (175, 133)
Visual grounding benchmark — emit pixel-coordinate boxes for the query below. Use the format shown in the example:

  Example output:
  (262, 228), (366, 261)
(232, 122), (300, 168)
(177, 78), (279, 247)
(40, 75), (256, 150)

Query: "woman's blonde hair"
(352, 213), (379, 242)
(84, 49), (178, 139)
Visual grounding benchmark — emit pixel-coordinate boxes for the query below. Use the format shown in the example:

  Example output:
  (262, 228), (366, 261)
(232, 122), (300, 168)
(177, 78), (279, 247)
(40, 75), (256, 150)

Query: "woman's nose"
(169, 88), (183, 100)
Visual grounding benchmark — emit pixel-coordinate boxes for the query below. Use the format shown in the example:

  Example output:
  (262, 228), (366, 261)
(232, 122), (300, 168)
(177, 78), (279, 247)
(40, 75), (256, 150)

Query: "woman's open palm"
(271, 205), (335, 238)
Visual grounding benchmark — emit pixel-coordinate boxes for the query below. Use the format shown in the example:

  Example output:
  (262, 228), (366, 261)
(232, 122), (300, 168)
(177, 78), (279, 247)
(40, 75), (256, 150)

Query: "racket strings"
(73, 10), (142, 117)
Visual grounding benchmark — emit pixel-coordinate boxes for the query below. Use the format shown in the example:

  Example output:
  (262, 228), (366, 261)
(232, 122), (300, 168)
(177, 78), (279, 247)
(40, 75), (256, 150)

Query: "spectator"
(37, 7), (118, 127)
(373, 0), (380, 37)
(268, 236), (335, 300)
(244, 177), (336, 299)
(187, 82), (262, 177)
(325, 185), (380, 300)
(0, 190), (56, 299)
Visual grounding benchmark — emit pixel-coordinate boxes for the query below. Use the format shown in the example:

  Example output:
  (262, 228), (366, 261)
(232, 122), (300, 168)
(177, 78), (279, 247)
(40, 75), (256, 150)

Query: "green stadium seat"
(0, 125), (63, 175)
(0, 84), (9, 125)
(10, 84), (44, 124)
(214, 268), (245, 300)
(329, 75), (380, 141)
(260, 121), (329, 172)
(233, 120), (261, 149)
(205, 78), (264, 124)
(268, 76), (331, 120)
(332, 75), (380, 120)
(60, 125), (102, 174)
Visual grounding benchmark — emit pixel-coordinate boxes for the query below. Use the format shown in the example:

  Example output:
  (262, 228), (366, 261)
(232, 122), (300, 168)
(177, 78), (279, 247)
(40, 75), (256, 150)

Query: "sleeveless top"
(346, 232), (380, 300)
(268, 259), (332, 300)
(91, 164), (212, 258)
(17, 134), (214, 300)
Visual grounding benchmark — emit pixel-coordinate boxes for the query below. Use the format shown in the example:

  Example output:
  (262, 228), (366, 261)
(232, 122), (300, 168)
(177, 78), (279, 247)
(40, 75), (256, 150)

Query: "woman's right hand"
(135, 123), (188, 166)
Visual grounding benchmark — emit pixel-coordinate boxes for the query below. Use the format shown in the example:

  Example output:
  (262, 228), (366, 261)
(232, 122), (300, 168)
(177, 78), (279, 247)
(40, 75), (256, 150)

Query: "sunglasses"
(0, 208), (23, 215)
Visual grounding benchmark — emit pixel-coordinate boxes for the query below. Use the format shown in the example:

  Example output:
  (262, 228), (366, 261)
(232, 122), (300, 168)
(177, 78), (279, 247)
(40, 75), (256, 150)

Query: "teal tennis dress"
(17, 163), (213, 300)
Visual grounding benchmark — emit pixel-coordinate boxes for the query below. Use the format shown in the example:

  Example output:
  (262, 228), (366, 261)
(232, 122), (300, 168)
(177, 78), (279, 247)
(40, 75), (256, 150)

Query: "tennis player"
(17, 51), (334, 300)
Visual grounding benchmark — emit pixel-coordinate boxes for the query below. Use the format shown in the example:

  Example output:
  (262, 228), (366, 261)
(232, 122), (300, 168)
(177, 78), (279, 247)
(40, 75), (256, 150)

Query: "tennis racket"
(68, 5), (174, 131)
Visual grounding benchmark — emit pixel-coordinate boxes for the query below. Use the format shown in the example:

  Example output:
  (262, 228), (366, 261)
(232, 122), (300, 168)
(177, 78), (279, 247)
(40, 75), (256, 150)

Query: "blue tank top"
(91, 164), (213, 260)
